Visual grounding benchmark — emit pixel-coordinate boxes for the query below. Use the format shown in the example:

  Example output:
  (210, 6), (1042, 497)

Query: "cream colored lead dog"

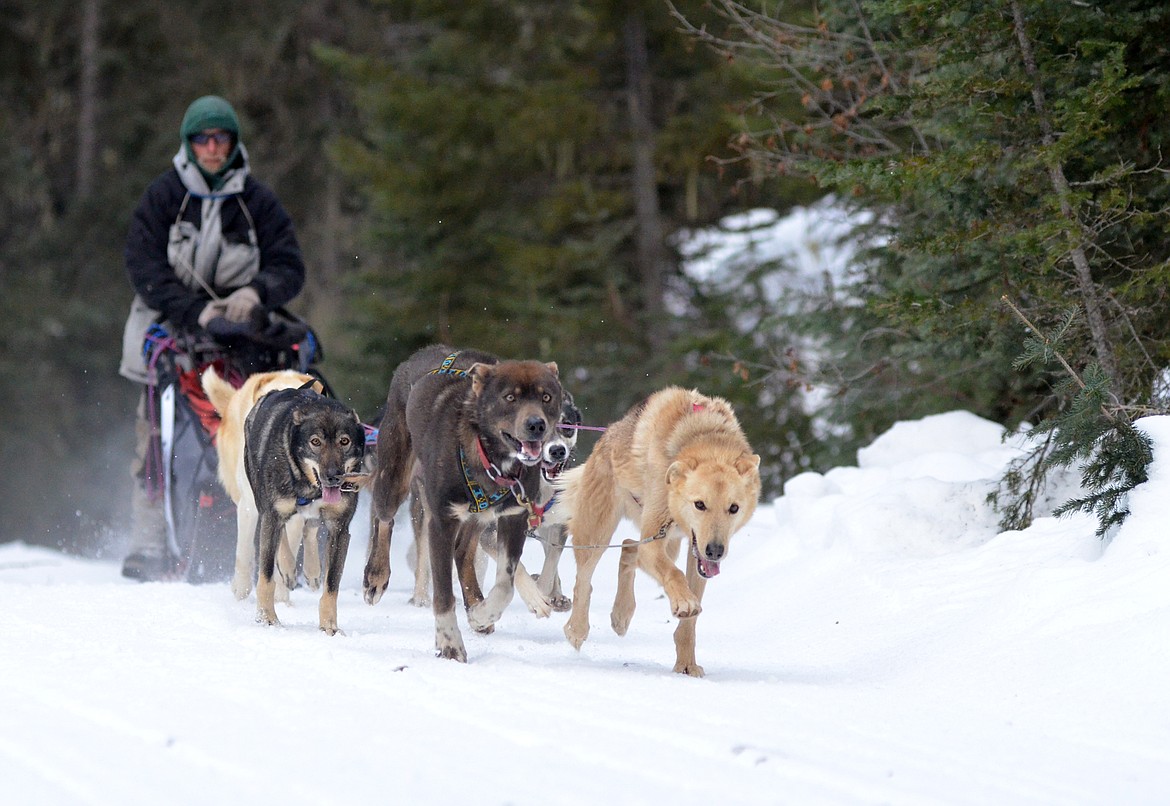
(201, 367), (323, 601)
(557, 387), (761, 677)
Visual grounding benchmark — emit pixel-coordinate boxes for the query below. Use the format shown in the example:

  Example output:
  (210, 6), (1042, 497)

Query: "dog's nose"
(547, 443), (567, 463)
(704, 542), (725, 562)
(524, 416), (547, 439)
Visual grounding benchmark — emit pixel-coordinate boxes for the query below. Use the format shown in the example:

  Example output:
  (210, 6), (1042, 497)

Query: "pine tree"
(325, 0), (789, 426)
(686, 0), (1170, 532)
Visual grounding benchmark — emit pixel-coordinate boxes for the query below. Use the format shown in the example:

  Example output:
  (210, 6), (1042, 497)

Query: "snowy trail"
(0, 524), (1162, 806)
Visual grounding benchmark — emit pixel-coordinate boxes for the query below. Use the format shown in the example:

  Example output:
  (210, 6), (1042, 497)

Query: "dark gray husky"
(242, 386), (366, 635)
(363, 344), (563, 662)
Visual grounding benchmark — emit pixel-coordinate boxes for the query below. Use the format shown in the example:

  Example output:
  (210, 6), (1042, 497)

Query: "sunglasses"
(189, 131), (233, 146)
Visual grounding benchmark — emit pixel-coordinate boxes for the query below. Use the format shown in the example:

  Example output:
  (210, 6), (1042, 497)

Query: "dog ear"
(736, 453), (761, 475)
(292, 408), (306, 426)
(545, 361), (559, 378)
(469, 362), (494, 397)
(667, 458), (696, 486)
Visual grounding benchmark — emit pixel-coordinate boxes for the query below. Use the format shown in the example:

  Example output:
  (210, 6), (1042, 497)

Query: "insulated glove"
(205, 316), (256, 344)
(252, 318), (310, 349)
(223, 286), (261, 323)
(197, 301), (227, 329)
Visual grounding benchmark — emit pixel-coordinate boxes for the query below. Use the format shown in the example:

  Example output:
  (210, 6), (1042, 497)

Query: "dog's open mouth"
(504, 433), (544, 466)
(691, 533), (721, 579)
(340, 472), (368, 494)
(314, 469), (363, 505)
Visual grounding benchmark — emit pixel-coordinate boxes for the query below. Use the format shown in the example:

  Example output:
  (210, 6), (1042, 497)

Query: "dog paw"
(363, 580), (388, 606)
(255, 609), (280, 627)
(564, 619), (589, 650)
(276, 571), (296, 594)
(549, 594), (572, 612)
(673, 660), (705, 678)
(434, 613), (467, 661)
(611, 609), (633, 637)
(407, 594), (431, 608)
(525, 595), (553, 620)
(319, 623), (345, 637)
(467, 603), (501, 633)
(230, 576), (252, 601)
(305, 574), (322, 592)
(435, 643), (468, 662)
(362, 563), (390, 605)
(670, 596), (702, 619)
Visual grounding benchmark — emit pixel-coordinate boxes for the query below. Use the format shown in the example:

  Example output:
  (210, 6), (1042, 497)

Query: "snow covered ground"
(3, 409), (1169, 804)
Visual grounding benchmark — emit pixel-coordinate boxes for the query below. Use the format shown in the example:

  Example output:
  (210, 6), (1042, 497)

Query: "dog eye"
(729, 503), (739, 514)
(505, 393), (516, 402)
(339, 436), (351, 447)
(310, 437), (322, 447)
(694, 501), (706, 511)
(543, 393), (552, 403)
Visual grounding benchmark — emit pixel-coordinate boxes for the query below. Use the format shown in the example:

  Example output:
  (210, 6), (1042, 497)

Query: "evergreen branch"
(1001, 295), (1088, 393)
(990, 427), (1056, 532)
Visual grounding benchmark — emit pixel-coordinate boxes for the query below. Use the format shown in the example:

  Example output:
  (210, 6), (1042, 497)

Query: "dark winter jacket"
(125, 168), (304, 330)
(119, 144), (305, 382)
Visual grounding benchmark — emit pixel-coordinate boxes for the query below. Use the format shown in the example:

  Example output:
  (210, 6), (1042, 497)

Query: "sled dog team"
(201, 344), (761, 676)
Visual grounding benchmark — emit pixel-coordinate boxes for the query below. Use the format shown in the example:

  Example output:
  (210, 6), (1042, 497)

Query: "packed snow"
(3, 409), (1169, 805)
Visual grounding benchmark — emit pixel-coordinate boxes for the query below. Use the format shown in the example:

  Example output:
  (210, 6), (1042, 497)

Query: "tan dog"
(201, 367), (323, 601)
(558, 387), (760, 676)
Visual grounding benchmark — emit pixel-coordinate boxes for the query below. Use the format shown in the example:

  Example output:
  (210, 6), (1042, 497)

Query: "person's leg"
(122, 387), (170, 580)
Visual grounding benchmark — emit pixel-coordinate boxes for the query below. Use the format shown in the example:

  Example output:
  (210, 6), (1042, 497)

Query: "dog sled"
(140, 309), (329, 583)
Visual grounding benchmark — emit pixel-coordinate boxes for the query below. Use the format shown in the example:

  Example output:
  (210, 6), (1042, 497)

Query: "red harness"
(472, 437), (545, 529)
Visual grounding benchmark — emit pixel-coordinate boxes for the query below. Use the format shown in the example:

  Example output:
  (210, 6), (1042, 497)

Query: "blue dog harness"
(459, 446), (514, 513)
(429, 352), (470, 378)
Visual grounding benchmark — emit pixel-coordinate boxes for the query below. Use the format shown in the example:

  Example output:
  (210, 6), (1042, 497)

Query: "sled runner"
(140, 309), (329, 583)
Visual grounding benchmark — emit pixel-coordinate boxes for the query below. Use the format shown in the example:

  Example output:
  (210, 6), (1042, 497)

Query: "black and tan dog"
(201, 367), (324, 603)
(243, 386), (366, 635)
(363, 344), (563, 662)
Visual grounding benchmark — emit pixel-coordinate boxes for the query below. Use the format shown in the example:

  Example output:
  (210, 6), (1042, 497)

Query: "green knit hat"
(180, 95), (241, 141)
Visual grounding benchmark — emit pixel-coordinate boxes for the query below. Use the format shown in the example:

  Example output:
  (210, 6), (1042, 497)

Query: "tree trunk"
(76, 0), (100, 200)
(624, 11), (667, 347)
(1010, 0), (1120, 399)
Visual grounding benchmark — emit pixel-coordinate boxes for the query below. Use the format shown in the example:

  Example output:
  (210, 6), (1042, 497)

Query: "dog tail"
(201, 365), (236, 416)
(548, 464), (586, 526)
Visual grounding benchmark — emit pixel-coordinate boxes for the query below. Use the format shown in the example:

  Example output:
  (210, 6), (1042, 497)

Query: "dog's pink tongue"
(699, 557), (721, 578)
(522, 441), (543, 461)
(322, 485), (342, 505)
